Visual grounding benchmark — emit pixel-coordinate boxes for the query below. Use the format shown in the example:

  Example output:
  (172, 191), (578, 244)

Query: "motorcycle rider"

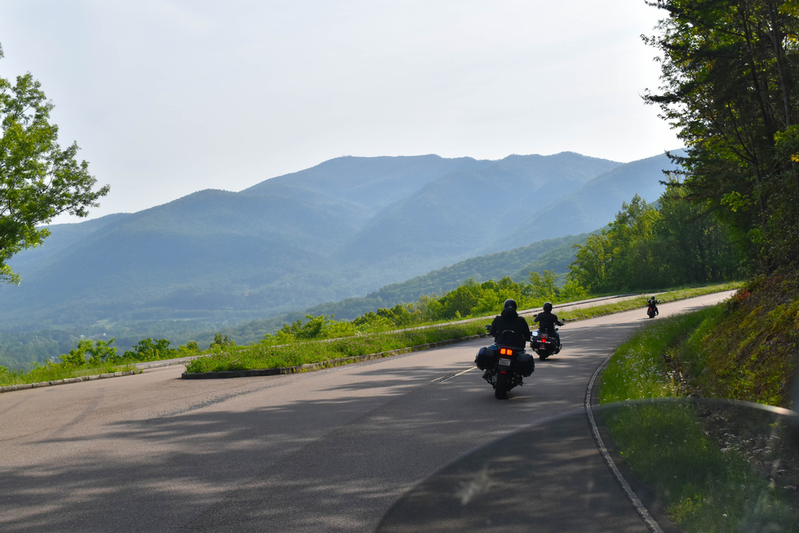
(534, 302), (564, 352)
(647, 296), (660, 316)
(489, 298), (531, 349)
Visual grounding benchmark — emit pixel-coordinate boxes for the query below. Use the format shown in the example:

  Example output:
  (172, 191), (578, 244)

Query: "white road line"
(585, 356), (665, 533)
(432, 366), (476, 383)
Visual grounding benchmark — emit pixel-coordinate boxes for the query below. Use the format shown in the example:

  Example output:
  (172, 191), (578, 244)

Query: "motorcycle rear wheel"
(495, 372), (509, 399)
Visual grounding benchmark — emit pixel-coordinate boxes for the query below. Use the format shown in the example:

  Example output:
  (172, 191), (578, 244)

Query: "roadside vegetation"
(600, 276), (798, 408)
(0, 359), (139, 387)
(0, 279), (738, 385)
(185, 323), (486, 374)
(601, 400), (798, 532)
(570, 189), (740, 294)
(597, 274), (799, 532)
(0, 337), (201, 387)
(589, 0), (799, 525)
(182, 282), (737, 374)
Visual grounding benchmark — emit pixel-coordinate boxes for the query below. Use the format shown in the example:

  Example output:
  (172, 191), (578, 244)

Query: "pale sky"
(0, 0), (679, 223)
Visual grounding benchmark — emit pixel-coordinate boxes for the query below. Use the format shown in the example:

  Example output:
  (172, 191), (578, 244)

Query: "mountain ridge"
(1, 151), (674, 338)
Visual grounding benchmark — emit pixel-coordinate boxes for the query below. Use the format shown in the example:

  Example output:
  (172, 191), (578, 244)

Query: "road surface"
(0, 292), (733, 532)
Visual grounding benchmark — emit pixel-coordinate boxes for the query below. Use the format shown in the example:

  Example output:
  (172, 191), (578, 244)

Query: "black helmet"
(543, 302), (553, 312)
(503, 299), (517, 311)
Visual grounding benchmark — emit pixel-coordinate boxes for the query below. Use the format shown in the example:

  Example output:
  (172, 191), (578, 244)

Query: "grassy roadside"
(0, 361), (139, 388)
(596, 276), (799, 532)
(0, 282), (741, 384)
(184, 323), (485, 373)
(599, 307), (720, 403)
(599, 400), (798, 532)
(185, 282), (740, 374)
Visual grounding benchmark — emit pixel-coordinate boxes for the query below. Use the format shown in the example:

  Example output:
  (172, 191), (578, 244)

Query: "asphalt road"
(0, 292), (733, 532)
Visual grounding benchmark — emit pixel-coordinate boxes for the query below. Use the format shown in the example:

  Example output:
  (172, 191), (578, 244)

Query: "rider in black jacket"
(534, 302), (564, 352)
(489, 299), (531, 349)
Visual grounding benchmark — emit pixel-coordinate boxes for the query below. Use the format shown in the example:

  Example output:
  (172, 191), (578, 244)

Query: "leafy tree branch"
(0, 43), (109, 284)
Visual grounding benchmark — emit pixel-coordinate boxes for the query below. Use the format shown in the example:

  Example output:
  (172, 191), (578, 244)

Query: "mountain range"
(1, 151), (679, 348)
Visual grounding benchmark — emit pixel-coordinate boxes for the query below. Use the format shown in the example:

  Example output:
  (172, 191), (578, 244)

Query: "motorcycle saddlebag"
(475, 345), (498, 370)
(514, 351), (534, 377)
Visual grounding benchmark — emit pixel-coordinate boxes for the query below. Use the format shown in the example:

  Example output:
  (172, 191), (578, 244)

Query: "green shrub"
(60, 338), (118, 367)
(123, 338), (175, 362)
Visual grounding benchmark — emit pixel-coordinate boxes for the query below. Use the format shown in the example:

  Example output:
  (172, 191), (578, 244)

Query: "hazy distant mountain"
(478, 152), (682, 254)
(303, 233), (590, 322)
(187, 232), (593, 349)
(335, 152), (618, 266)
(0, 151), (673, 341)
(7, 213), (131, 276)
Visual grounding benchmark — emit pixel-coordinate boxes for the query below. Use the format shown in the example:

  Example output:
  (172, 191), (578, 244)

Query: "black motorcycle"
(530, 325), (562, 360)
(647, 300), (659, 318)
(475, 329), (534, 399)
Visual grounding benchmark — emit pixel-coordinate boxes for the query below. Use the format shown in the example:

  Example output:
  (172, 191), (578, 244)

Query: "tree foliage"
(261, 272), (580, 344)
(0, 44), (109, 284)
(568, 190), (740, 292)
(60, 338), (118, 366)
(123, 338), (176, 361)
(643, 0), (799, 271)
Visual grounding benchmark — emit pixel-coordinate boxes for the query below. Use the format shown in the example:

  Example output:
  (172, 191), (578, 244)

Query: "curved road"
(0, 292), (732, 532)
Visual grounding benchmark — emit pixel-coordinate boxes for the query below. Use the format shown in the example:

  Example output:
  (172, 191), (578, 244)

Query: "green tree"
(351, 311), (395, 332)
(61, 338), (118, 366)
(0, 44), (109, 284)
(124, 338), (175, 361)
(569, 230), (613, 293)
(652, 182), (740, 284)
(568, 195), (661, 292)
(376, 304), (416, 327)
(528, 270), (560, 301)
(469, 277), (526, 316)
(559, 278), (588, 301)
(278, 316), (328, 340)
(605, 195), (659, 289)
(437, 278), (483, 319)
(643, 0), (799, 271)
(568, 190), (739, 292)
(176, 340), (200, 357)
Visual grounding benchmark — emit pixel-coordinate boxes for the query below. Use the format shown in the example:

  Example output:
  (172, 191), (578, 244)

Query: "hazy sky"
(1, 1), (679, 223)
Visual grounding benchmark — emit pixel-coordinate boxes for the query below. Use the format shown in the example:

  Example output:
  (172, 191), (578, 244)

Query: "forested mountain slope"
(0, 151), (670, 343)
(304, 233), (589, 321)
(479, 151), (682, 254)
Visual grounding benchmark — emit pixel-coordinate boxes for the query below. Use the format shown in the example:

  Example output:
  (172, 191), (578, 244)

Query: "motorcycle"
(530, 325), (562, 360)
(475, 328), (534, 399)
(647, 300), (659, 318)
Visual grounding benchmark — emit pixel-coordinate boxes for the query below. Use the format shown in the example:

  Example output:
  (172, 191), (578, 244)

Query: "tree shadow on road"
(1, 321), (645, 532)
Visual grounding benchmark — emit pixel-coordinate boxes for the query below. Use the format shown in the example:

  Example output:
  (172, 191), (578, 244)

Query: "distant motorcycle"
(475, 328), (534, 399)
(530, 324), (562, 360)
(647, 299), (659, 318)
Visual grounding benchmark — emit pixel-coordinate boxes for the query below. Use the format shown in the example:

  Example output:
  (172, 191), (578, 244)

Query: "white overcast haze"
(0, 1), (680, 223)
